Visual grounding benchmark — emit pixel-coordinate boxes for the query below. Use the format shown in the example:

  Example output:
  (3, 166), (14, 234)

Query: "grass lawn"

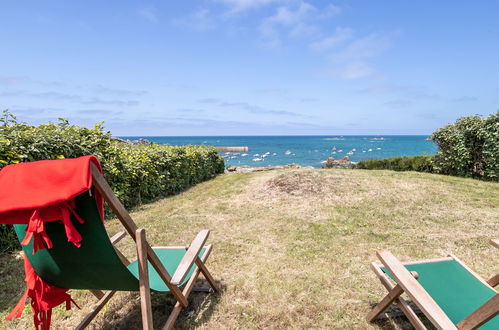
(1, 169), (497, 329)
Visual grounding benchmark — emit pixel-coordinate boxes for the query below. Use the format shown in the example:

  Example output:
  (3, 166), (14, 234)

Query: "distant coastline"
(118, 135), (437, 168)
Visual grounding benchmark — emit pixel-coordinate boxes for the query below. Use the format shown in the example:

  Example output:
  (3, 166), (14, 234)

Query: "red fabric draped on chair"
(0, 156), (104, 329)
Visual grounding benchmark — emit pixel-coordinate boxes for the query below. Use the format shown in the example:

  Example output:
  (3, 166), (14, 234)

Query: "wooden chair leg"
(195, 253), (219, 292)
(370, 264), (427, 329)
(137, 229), (154, 330)
(367, 283), (405, 322)
(184, 244), (219, 293)
(90, 289), (105, 299)
(163, 257), (205, 330)
(163, 243), (216, 330)
(377, 305), (422, 320)
(75, 290), (116, 330)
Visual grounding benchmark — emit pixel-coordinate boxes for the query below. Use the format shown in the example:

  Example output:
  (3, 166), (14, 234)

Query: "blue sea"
(120, 136), (437, 168)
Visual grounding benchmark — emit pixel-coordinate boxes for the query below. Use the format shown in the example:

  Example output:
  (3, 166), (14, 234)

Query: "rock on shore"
(226, 164), (302, 173)
(322, 156), (351, 168)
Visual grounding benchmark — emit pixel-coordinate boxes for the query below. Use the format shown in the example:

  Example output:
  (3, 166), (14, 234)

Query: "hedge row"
(0, 110), (225, 252)
(354, 155), (434, 172)
(431, 112), (498, 181)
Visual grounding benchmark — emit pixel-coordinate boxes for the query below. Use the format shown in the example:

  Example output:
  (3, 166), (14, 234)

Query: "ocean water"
(120, 136), (437, 168)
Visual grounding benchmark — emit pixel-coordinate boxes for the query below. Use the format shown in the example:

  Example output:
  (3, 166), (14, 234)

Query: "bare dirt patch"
(266, 170), (333, 196)
(263, 170), (352, 197)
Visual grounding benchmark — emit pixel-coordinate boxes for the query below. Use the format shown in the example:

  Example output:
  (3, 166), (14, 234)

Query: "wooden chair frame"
(74, 163), (219, 330)
(367, 239), (499, 330)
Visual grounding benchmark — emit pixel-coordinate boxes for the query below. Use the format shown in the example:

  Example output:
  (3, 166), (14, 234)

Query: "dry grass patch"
(1, 169), (497, 329)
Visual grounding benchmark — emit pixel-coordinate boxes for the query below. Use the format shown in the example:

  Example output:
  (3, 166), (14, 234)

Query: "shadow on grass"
(367, 301), (435, 330)
(99, 279), (226, 330)
(0, 251), (24, 314)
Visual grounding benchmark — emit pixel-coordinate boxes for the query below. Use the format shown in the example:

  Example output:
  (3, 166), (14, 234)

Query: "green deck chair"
(14, 163), (219, 330)
(367, 242), (498, 329)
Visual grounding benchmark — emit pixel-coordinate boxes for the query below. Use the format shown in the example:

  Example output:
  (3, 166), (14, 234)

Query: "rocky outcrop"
(226, 164), (302, 173)
(322, 156), (351, 168)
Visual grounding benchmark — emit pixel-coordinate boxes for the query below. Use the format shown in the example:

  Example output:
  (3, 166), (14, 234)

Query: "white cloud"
(289, 23), (319, 38)
(331, 33), (392, 60)
(197, 98), (312, 118)
(319, 4), (342, 19)
(267, 2), (316, 26)
(338, 61), (375, 79)
(359, 84), (439, 100)
(0, 75), (30, 85)
(384, 99), (413, 108)
(324, 33), (394, 79)
(215, 0), (287, 15)
(138, 6), (158, 23)
(259, 1), (319, 47)
(309, 27), (354, 50)
(451, 96), (478, 102)
(172, 8), (216, 31)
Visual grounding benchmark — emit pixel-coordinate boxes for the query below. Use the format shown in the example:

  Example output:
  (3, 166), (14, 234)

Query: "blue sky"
(1, 1), (498, 136)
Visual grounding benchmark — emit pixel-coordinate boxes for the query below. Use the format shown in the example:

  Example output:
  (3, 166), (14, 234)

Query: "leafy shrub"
(431, 112), (498, 181)
(0, 110), (225, 251)
(354, 155), (434, 172)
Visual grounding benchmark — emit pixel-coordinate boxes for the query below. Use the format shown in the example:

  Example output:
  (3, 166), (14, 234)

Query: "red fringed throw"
(5, 255), (79, 330)
(0, 156), (104, 329)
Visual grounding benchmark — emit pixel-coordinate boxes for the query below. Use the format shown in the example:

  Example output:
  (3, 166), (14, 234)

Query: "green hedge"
(354, 155), (434, 172)
(0, 110), (225, 252)
(431, 112), (498, 181)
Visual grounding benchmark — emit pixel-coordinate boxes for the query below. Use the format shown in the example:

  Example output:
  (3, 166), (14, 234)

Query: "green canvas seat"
(381, 260), (498, 329)
(14, 192), (204, 292)
(11, 162), (219, 330)
(367, 249), (498, 329)
(127, 248), (205, 292)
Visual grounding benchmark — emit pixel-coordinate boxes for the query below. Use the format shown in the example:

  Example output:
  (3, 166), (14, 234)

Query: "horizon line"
(116, 134), (433, 137)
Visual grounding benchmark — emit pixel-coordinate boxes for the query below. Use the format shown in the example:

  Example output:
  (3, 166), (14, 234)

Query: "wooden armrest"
(376, 250), (456, 329)
(487, 274), (499, 287)
(486, 240), (499, 287)
(171, 230), (210, 286)
(490, 239), (499, 249)
(457, 295), (499, 329)
(110, 231), (126, 245)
